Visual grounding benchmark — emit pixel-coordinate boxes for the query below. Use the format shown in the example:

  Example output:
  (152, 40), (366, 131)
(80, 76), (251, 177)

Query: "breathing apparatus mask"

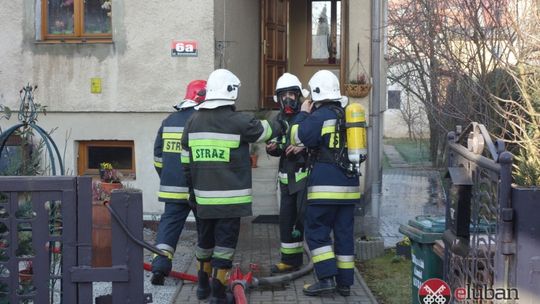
(273, 73), (309, 116)
(276, 89), (301, 115)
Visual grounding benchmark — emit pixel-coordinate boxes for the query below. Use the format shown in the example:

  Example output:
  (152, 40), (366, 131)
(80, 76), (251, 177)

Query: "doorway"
(260, 0), (347, 109)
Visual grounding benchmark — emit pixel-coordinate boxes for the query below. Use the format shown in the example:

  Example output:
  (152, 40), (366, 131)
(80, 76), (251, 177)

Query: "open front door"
(260, 0), (288, 109)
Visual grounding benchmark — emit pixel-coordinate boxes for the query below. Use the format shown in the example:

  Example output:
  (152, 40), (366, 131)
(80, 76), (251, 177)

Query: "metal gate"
(0, 176), (150, 303)
(444, 123), (514, 303)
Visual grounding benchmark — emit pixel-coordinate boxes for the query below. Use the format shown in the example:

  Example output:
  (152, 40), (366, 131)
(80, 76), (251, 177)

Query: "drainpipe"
(367, 0), (383, 234)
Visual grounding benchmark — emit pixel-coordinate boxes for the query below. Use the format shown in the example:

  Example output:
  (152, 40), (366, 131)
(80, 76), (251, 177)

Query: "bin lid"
(399, 215), (445, 244)
(409, 215), (446, 233)
(399, 223), (444, 244)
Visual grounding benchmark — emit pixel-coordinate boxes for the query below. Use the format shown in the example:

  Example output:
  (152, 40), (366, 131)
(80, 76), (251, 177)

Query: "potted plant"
(345, 73), (372, 98)
(345, 43), (372, 98)
(396, 236), (412, 259)
(99, 162), (123, 197)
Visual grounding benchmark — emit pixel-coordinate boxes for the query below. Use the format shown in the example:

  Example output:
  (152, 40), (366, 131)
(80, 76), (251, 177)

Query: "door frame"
(260, 0), (349, 108)
(259, 0), (289, 109)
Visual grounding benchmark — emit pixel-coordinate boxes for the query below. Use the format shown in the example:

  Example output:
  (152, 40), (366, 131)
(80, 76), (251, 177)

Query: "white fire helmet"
(308, 70), (343, 104)
(273, 73), (309, 103)
(198, 69), (241, 109)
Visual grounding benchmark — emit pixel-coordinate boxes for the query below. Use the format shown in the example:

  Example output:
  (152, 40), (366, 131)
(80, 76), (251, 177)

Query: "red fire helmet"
(184, 79), (207, 103)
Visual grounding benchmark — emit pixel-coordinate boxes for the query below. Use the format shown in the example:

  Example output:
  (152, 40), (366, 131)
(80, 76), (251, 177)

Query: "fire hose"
(104, 201), (198, 282)
(105, 199), (314, 299)
(228, 243), (314, 303)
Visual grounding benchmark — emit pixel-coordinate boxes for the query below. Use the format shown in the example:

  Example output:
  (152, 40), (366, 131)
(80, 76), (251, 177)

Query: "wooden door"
(260, 0), (288, 109)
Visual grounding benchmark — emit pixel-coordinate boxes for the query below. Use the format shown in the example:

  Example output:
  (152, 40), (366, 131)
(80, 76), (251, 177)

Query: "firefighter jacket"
(181, 106), (285, 219)
(153, 107), (195, 203)
(290, 102), (361, 205)
(267, 113), (308, 194)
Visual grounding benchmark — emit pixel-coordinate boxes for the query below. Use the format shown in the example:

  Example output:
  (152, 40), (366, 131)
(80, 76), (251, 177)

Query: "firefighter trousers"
(278, 183), (305, 267)
(305, 204), (355, 286)
(153, 202), (196, 273)
(197, 217), (241, 269)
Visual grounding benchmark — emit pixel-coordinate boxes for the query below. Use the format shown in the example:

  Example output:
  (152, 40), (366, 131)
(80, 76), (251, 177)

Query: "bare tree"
(388, 0), (539, 184)
(387, 0), (447, 166)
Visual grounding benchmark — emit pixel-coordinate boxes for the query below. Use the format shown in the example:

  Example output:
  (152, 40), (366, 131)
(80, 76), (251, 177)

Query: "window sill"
(304, 61), (341, 67)
(35, 39), (113, 45)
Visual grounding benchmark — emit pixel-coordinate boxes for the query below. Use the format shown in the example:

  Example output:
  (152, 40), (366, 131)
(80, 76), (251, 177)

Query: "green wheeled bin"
(398, 216), (445, 304)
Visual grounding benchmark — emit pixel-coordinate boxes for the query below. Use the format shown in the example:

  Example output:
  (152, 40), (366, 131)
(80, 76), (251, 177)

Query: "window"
(307, 0), (341, 65)
(78, 141), (135, 178)
(41, 0), (112, 42)
(388, 90), (401, 109)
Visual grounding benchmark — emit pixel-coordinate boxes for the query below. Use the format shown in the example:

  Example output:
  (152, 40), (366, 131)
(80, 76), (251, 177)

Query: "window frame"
(77, 140), (135, 178)
(306, 0), (341, 66)
(41, 0), (112, 43)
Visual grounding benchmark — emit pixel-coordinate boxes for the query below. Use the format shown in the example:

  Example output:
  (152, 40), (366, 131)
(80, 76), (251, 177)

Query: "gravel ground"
(93, 223), (198, 304)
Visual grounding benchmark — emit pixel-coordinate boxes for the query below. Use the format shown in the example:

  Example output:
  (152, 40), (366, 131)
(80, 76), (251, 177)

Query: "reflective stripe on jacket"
(181, 106), (284, 218)
(267, 113), (308, 193)
(153, 107), (195, 203)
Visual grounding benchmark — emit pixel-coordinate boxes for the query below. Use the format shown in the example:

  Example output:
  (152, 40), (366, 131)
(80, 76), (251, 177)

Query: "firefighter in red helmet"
(151, 80), (207, 293)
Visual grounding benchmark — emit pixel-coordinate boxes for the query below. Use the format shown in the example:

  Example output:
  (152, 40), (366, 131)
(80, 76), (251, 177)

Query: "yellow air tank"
(345, 103), (367, 166)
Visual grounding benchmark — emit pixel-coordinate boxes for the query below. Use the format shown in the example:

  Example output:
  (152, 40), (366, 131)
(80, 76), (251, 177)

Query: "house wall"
(0, 0), (215, 213)
(214, 0), (260, 110)
(0, 113), (169, 213)
(345, 0), (373, 192)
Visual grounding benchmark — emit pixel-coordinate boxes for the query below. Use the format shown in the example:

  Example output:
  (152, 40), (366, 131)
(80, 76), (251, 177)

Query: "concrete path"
(141, 143), (447, 303)
(383, 144), (410, 168)
(173, 218), (377, 304)
(380, 145), (445, 248)
(170, 142), (377, 303)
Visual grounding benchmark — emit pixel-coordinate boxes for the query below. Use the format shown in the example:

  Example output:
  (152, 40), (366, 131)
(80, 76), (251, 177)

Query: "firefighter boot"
(150, 250), (174, 286)
(302, 277), (336, 296)
(270, 262), (300, 274)
(209, 268), (229, 304)
(196, 260), (212, 300)
(336, 285), (351, 297)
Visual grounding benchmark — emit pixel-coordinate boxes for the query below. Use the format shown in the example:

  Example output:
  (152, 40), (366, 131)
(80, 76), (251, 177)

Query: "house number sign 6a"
(171, 40), (198, 57)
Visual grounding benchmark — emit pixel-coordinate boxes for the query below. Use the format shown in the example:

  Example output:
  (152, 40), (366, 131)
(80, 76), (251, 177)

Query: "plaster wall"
(214, 0), (260, 110)
(0, 113), (169, 214)
(0, 0), (215, 112)
(0, 0), (215, 214)
(385, 67), (430, 138)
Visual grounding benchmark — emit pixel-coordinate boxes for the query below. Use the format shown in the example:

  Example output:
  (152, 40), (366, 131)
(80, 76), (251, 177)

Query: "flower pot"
(250, 154), (258, 168)
(345, 83), (372, 98)
(355, 237), (384, 261)
(396, 243), (411, 259)
(92, 200), (112, 267)
(100, 182), (123, 196)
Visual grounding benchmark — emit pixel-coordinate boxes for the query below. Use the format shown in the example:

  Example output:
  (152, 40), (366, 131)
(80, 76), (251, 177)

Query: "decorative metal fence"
(444, 122), (514, 303)
(0, 176), (150, 303)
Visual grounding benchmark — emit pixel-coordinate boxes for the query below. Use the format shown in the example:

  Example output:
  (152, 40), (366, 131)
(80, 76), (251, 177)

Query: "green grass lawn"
(384, 138), (431, 165)
(358, 250), (412, 304)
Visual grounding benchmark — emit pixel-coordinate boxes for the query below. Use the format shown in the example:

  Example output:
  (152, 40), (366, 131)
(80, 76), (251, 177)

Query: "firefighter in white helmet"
(289, 70), (364, 297)
(181, 69), (287, 304)
(266, 73), (310, 274)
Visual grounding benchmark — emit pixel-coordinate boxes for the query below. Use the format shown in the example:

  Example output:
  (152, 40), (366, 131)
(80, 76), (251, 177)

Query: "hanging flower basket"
(345, 83), (372, 98)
